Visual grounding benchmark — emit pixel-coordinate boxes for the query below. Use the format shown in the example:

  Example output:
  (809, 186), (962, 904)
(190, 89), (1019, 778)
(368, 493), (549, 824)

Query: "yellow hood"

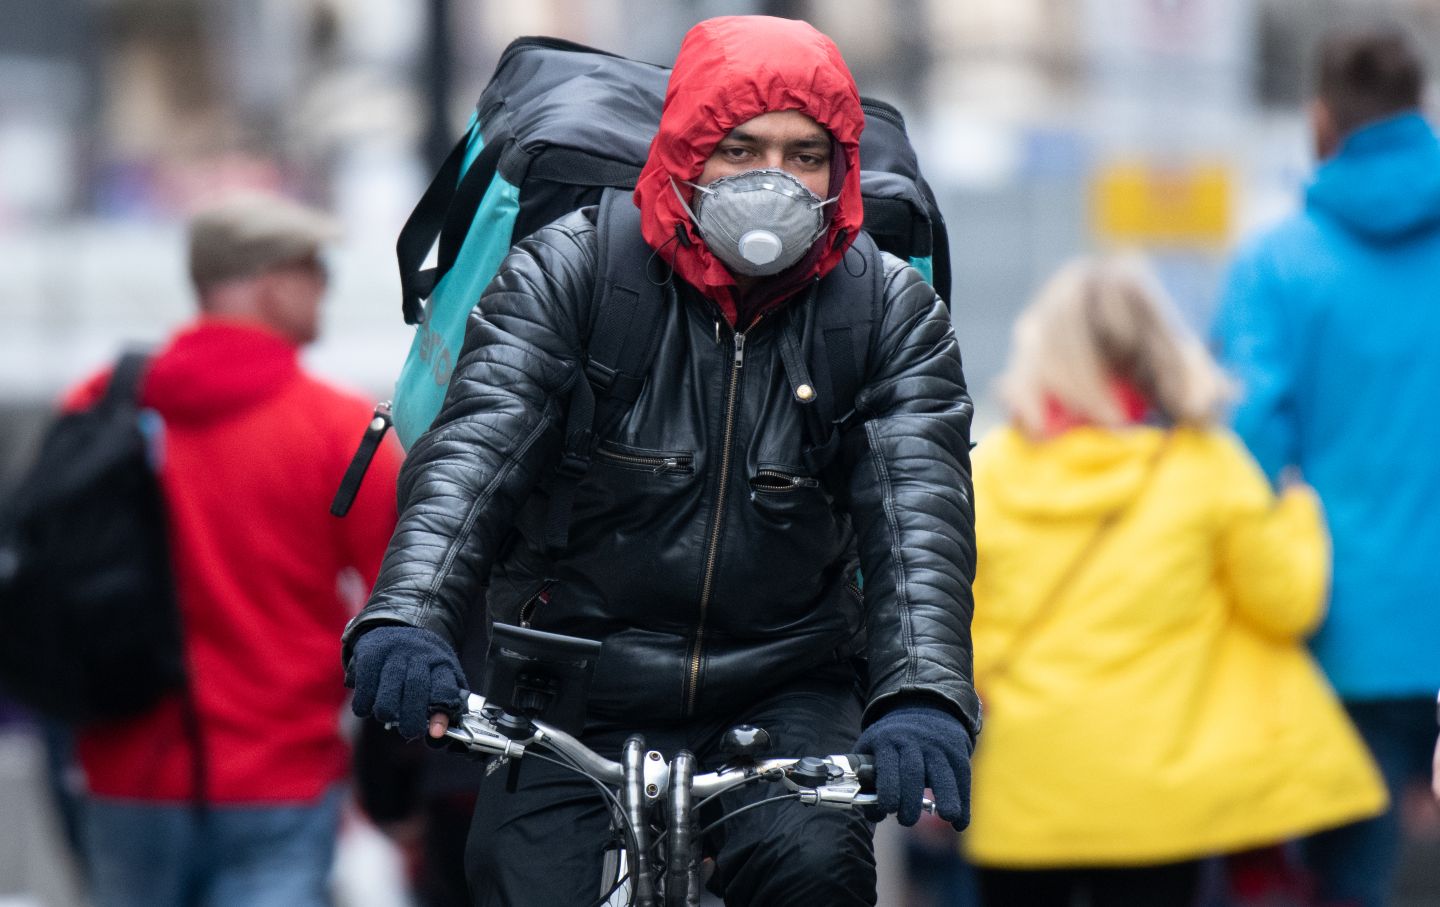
(976, 425), (1168, 520)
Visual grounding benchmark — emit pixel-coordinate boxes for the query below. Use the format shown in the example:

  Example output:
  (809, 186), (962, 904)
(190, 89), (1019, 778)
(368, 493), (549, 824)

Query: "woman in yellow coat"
(965, 257), (1386, 906)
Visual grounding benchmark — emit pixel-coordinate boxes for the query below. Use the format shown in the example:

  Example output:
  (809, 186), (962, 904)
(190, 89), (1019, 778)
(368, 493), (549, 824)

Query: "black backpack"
(333, 37), (950, 536)
(0, 353), (187, 722)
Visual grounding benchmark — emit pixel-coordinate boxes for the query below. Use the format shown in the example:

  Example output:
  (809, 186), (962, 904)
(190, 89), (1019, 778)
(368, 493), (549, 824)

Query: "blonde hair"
(998, 255), (1232, 438)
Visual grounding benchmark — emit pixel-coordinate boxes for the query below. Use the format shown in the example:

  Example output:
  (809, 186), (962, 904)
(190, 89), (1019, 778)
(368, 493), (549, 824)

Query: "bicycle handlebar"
(416, 691), (938, 906)
(436, 691), (938, 817)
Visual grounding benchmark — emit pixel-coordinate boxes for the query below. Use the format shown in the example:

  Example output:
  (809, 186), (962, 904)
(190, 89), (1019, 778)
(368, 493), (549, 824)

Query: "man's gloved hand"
(349, 626), (465, 740)
(855, 704), (973, 830)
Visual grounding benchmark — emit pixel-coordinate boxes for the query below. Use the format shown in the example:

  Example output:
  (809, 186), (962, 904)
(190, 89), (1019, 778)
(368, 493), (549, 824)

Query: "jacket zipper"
(518, 581), (553, 627)
(593, 447), (693, 475)
(685, 327), (750, 715)
(753, 469), (820, 492)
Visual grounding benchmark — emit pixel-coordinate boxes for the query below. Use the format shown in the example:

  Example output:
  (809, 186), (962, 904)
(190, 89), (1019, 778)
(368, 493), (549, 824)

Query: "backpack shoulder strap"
(104, 351), (152, 409)
(586, 187), (668, 428)
(792, 233), (884, 477)
(816, 232), (883, 419)
(543, 188), (668, 552)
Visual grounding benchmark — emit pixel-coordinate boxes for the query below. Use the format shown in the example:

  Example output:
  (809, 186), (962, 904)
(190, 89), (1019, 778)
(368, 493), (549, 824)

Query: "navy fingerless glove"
(855, 704), (973, 830)
(348, 626), (465, 740)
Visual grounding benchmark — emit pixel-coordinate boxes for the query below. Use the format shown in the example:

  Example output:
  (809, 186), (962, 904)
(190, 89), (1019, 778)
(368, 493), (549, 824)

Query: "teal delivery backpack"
(391, 39), (669, 450)
(331, 36), (951, 517)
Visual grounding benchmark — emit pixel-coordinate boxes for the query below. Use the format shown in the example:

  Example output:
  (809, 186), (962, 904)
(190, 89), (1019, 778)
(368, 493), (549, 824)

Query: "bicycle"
(438, 687), (937, 906)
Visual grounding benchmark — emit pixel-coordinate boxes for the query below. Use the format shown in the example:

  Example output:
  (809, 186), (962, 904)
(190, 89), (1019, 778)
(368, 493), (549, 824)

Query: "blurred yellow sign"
(1091, 161), (1232, 246)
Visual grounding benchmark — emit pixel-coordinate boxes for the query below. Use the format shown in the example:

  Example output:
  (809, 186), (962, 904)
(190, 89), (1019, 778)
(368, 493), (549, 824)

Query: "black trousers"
(976, 860), (1203, 907)
(465, 661), (876, 906)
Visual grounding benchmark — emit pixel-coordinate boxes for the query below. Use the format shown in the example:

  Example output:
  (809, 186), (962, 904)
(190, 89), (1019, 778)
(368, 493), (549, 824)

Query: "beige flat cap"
(188, 191), (341, 287)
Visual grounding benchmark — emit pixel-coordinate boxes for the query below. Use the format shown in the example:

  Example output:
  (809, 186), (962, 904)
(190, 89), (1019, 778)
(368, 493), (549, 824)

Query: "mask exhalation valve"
(738, 229), (784, 266)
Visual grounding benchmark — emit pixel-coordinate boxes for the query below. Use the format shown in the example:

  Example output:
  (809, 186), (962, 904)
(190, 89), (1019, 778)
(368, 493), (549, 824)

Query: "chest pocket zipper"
(593, 446), (695, 476)
(751, 469), (821, 493)
(518, 581), (554, 627)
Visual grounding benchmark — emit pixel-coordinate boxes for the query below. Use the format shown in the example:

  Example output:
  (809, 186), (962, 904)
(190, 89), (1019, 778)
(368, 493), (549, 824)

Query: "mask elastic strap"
(670, 177), (709, 227)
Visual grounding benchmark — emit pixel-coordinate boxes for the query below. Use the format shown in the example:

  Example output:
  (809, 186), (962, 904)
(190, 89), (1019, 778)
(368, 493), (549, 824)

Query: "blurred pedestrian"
(1432, 693), (1440, 804)
(965, 257), (1386, 907)
(1211, 24), (1440, 907)
(66, 192), (402, 907)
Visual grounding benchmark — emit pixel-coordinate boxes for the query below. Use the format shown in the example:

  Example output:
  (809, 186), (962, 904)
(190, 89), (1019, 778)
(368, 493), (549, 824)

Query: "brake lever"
(793, 786), (938, 816)
(444, 713), (528, 758)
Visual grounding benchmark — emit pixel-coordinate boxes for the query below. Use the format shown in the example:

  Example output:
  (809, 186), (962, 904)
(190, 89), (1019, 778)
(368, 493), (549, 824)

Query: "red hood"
(140, 319), (300, 423)
(632, 16), (865, 325)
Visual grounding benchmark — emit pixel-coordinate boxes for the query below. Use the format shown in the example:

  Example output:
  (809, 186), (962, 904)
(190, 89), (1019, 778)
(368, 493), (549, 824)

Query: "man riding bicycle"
(343, 16), (979, 905)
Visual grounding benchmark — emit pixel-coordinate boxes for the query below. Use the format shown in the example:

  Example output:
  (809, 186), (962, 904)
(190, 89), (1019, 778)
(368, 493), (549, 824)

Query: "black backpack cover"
(0, 353), (187, 721)
(334, 37), (951, 527)
(398, 37), (950, 325)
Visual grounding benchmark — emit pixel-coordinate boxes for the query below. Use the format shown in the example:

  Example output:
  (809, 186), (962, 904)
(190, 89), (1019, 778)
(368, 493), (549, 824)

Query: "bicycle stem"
(622, 736), (658, 906)
(666, 751), (700, 907)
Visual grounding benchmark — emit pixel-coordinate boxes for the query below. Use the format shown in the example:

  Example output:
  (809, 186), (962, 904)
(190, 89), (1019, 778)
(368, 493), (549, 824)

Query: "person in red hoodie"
(67, 192), (401, 907)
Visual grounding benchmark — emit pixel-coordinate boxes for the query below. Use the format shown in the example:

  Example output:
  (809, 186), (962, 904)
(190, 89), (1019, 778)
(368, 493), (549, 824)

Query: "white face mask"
(672, 169), (838, 277)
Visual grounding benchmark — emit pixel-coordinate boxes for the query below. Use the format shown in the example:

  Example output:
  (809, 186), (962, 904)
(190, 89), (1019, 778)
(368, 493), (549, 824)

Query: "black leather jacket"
(342, 208), (980, 735)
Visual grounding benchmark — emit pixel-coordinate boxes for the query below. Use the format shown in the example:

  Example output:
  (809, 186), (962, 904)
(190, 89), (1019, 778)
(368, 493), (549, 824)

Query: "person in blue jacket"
(1212, 24), (1440, 907)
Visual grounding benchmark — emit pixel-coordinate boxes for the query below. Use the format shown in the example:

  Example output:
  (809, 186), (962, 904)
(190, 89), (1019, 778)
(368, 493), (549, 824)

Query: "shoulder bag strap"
(983, 432), (1173, 685)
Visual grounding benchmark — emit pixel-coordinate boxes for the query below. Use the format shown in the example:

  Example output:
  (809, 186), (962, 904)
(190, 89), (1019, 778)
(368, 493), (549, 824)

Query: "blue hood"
(1306, 113), (1440, 243)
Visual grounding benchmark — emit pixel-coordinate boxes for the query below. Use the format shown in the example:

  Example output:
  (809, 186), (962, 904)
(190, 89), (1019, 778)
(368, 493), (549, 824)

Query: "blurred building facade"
(2, 0), (1438, 418)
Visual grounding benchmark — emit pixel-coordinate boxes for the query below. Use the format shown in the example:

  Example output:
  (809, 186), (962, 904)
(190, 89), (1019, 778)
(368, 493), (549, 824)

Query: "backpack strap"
(543, 188), (668, 552)
(105, 348), (210, 811)
(105, 351), (152, 408)
(395, 132), (506, 325)
(792, 233), (883, 480)
(330, 402), (394, 518)
(927, 211), (952, 306)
